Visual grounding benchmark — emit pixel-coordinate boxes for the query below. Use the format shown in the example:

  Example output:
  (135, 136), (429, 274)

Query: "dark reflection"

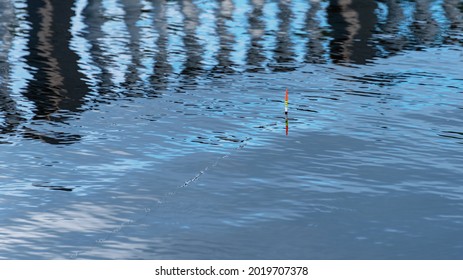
(327, 0), (377, 64)
(20, 0), (89, 144)
(442, 0), (463, 44)
(412, 0), (440, 46)
(305, 0), (330, 64)
(375, 0), (409, 56)
(272, 0), (297, 71)
(22, 127), (81, 145)
(82, 0), (113, 92)
(0, 63), (22, 138)
(0, 0), (22, 138)
(0, 89), (23, 137)
(25, 0), (88, 119)
(212, 0), (236, 74)
(246, 0), (266, 72)
(151, 0), (172, 91)
(180, 0), (204, 77)
(120, 0), (143, 93)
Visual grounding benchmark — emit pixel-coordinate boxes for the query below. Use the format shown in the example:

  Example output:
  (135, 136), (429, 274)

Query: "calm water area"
(0, 0), (463, 259)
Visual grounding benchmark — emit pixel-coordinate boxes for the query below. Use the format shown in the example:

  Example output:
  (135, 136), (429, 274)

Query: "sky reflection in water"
(0, 0), (463, 259)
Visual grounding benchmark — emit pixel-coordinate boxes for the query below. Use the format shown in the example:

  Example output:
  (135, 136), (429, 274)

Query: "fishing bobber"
(285, 88), (288, 114)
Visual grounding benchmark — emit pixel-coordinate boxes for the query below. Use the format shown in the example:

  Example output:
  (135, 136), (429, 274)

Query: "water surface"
(0, 0), (463, 259)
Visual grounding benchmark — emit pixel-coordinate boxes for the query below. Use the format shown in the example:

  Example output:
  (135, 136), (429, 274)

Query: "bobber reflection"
(285, 88), (288, 135)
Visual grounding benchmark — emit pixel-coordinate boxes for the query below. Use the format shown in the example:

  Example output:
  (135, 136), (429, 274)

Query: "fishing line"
(68, 90), (289, 259)
(69, 136), (252, 259)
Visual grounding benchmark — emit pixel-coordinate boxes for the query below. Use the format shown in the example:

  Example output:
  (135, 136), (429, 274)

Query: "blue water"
(0, 0), (463, 259)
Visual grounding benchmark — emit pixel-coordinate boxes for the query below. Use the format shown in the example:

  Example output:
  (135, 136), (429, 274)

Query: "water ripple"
(1, 0), (463, 259)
